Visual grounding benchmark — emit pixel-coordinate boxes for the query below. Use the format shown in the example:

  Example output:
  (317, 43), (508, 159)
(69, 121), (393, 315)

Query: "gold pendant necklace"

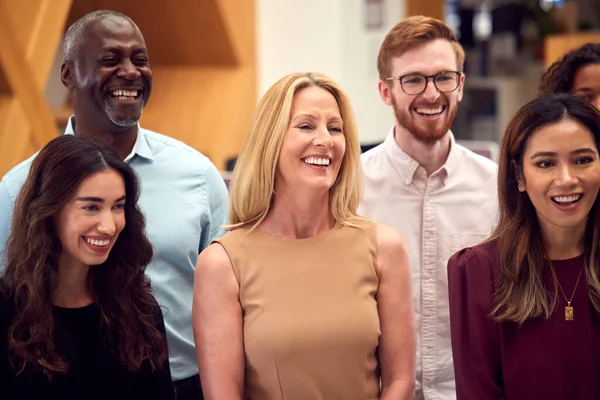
(552, 263), (585, 321)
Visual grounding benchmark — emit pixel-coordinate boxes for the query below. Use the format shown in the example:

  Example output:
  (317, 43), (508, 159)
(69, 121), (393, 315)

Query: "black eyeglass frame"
(384, 71), (463, 95)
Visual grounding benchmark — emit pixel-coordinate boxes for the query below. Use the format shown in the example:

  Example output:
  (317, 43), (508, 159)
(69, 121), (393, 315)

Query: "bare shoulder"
(195, 242), (234, 280)
(375, 223), (409, 276)
(376, 223), (408, 258)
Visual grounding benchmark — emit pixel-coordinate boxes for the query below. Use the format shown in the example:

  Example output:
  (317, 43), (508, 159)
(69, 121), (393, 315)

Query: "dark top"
(448, 240), (600, 400)
(0, 290), (175, 400)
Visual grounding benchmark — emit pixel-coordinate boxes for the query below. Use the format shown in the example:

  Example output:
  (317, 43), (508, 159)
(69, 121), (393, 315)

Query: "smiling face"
(275, 86), (346, 196)
(519, 118), (600, 235)
(55, 169), (127, 269)
(67, 15), (152, 129)
(571, 63), (600, 110)
(379, 39), (464, 143)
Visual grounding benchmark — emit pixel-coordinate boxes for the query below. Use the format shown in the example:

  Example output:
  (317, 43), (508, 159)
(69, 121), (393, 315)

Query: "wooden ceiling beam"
(0, 1), (63, 149)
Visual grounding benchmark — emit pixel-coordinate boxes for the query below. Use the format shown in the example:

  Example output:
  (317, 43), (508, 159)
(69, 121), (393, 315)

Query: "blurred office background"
(0, 0), (599, 178)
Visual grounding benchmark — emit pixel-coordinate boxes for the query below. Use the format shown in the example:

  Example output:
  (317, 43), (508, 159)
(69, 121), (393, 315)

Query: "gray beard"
(104, 98), (145, 127)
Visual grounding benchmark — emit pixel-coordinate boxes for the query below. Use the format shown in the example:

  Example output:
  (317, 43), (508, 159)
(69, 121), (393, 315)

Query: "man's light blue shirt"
(0, 118), (229, 381)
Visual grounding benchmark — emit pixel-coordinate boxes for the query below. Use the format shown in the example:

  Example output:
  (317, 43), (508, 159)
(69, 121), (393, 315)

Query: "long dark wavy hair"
(490, 94), (600, 324)
(0, 135), (168, 378)
(539, 43), (600, 96)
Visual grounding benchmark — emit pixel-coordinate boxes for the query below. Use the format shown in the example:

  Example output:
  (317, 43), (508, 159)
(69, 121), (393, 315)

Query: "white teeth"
(302, 157), (330, 166)
(552, 194), (581, 203)
(86, 238), (110, 247)
(110, 89), (138, 98)
(416, 107), (443, 115)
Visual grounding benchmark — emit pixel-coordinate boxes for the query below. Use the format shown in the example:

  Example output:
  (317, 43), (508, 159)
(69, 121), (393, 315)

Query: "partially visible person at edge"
(192, 72), (416, 399)
(0, 10), (228, 400)
(0, 135), (174, 399)
(539, 43), (600, 109)
(359, 15), (498, 399)
(448, 94), (600, 399)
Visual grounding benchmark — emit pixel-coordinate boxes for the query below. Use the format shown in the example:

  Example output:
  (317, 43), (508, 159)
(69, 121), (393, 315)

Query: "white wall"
(257, 0), (344, 85)
(257, 0), (405, 144)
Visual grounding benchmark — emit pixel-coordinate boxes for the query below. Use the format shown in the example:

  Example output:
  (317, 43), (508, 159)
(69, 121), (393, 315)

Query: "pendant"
(565, 302), (574, 321)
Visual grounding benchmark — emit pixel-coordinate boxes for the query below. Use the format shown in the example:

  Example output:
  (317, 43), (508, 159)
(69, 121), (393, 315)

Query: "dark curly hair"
(539, 43), (600, 96)
(1, 135), (168, 379)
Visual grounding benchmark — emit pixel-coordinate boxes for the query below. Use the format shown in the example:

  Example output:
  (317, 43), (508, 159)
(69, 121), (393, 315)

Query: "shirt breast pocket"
(450, 233), (489, 253)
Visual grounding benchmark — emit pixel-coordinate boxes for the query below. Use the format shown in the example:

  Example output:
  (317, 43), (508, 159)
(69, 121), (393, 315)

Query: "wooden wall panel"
(141, 65), (256, 169)
(0, 0), (70, 177)
(28, 0), (73, 88)
(66, 0), (238, 65)
(0, 16), (59, 147)
(216, 0), (256, 64)
(406, 0), (445, 21)
(137, 0), (256, 169)
(0, 100), (33, 176)
(0, 66), (11, 95)
(544, 32), (600, 68)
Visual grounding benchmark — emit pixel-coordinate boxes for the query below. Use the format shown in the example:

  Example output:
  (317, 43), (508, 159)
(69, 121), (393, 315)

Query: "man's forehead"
(81, 17), (146, 51)
(390, 42), (458, 76)
(86, 16), (142, 39)
(89, 15), (135, 31)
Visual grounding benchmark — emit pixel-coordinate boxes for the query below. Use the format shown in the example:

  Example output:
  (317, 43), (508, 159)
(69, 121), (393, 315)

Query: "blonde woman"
(192, 72), (415, 399)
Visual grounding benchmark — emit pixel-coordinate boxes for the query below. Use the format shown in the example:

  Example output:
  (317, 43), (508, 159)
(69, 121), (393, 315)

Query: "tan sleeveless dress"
(214, 219), (381, 400)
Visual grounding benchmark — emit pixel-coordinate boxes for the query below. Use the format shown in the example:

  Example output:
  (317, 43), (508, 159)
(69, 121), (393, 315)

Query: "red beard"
(391, 95), (458, 143)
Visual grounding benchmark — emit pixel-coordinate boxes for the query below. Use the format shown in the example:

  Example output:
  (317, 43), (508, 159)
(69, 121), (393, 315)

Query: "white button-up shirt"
(359, 128), (498, 400)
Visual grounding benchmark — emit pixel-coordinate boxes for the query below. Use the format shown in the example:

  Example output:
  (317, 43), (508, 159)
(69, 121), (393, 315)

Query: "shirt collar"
(64, 116), (154, 162)
(382, 126), (460, 185)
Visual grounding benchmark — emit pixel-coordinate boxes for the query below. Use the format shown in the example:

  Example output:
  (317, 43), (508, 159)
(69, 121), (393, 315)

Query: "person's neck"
(53, 255), (93, 308)
(542, 221), (586, 260)
(72, 116), (137, 161)
(260, 189), (334, 239)
(393, 123), (451, 176)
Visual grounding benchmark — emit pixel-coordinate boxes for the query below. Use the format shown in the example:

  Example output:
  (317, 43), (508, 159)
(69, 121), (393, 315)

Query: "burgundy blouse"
(448, 240), (600, 400)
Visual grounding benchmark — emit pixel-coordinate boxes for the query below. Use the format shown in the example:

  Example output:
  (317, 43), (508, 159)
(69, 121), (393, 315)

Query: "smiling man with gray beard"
(0, 10), (228, 400)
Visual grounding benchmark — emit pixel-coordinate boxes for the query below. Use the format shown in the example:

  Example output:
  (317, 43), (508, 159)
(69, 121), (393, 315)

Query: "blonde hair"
(227, 72), (363, 231)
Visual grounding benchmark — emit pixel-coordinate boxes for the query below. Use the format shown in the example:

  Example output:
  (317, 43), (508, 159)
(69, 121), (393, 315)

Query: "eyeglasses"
(384, 71), (462, 95)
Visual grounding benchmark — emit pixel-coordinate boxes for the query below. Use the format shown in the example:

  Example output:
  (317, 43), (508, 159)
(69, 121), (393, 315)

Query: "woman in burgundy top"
(448, 94), (600, 400)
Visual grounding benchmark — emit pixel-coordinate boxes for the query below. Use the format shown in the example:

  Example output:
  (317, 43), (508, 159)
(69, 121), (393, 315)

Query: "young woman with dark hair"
(448, 94), (600, 399)
(0, 135), (174, 399)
